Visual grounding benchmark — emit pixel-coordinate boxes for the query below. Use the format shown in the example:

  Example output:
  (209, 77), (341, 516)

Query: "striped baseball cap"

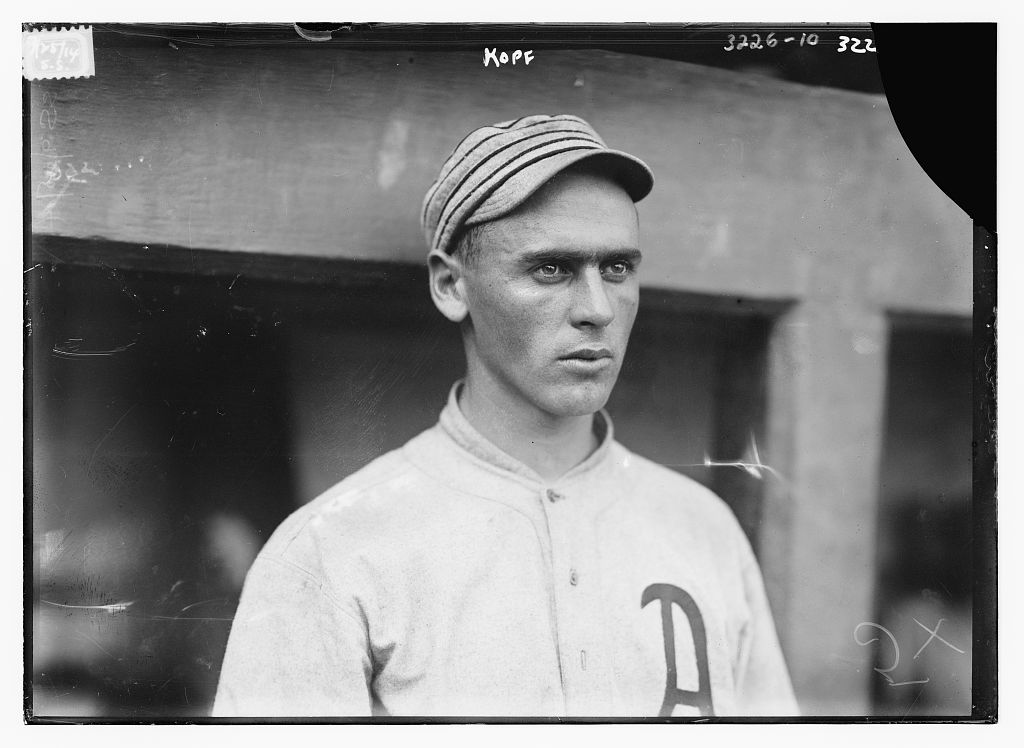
(421, 114), (654, 256)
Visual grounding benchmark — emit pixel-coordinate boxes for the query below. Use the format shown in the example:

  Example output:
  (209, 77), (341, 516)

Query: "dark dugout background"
(24, 22), (994, 721)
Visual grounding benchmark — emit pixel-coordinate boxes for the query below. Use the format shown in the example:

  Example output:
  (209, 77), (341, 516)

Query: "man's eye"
(535, 263), (568, 278)
(602, 261), (632, 278)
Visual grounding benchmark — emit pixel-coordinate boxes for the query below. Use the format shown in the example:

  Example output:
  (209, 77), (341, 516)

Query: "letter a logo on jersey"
(641, 583), (715, 717)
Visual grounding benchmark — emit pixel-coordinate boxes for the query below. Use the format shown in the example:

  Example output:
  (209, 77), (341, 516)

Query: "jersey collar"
(436, 380), (616, 488)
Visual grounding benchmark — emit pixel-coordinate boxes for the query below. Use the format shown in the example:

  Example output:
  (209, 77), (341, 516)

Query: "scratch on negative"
(42, 600), (134, 614)
(86, 402), (139, 472)
(902, 685), (926, 717)
(52, 341), (138, 358)
(178, 598), (226, 614)
(680, 434), (784, 482)
(37, 180), (74, 223)
(75, 629), (117, 659)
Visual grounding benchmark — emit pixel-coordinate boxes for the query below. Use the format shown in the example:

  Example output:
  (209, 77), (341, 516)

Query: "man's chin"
(539, 382), (614, 418)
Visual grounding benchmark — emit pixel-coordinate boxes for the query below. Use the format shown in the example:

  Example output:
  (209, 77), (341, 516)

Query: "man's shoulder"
(259, 426), (443, 561)
(306, 439), (424, 512)
(609, 441), (742, 526)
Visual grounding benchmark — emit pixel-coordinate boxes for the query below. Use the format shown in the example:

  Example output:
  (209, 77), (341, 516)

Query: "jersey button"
(569, 569), (579, 586)
(546, 489), (563, 502)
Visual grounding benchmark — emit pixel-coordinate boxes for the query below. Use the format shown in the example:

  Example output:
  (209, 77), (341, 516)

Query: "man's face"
(458, 168), (642, 420)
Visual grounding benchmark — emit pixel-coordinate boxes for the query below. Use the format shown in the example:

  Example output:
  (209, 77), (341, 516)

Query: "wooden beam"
(761, 300), (890, 715)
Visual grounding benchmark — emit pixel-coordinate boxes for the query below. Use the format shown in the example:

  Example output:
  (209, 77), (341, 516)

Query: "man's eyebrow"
(518, 247), (643, 264)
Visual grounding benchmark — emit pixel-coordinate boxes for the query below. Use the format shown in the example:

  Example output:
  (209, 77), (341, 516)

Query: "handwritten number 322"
(838, 36), (877, 53)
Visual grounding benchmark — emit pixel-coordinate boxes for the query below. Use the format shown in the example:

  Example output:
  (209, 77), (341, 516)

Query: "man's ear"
(427, 250), (469, 323)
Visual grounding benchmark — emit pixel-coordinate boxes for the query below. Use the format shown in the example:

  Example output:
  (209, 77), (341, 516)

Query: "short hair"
(450, 223), (486, 266)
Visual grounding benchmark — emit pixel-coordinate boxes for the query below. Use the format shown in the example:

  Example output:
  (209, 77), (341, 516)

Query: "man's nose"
(569, 267), (615, 327)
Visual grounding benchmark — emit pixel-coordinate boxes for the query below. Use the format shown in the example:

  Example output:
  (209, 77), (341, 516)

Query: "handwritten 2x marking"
(854, 619), (965, 687)
(912, 617), (965, 658)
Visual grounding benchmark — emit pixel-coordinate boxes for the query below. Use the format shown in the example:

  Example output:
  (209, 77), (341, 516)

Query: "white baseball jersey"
(213, 384), (797, 717)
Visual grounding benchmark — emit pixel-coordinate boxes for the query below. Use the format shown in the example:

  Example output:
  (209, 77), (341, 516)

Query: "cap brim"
(465, 148), (655, 228)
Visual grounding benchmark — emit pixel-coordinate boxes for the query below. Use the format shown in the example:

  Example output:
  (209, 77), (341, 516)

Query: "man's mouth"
(560, 347), (614, 361)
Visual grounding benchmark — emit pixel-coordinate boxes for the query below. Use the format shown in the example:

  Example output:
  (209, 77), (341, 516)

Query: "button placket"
(546, 489), (580, 591)
(546, 484), (601, 714)
(541, 485), (584, 699)
(546, 476), (615, 714)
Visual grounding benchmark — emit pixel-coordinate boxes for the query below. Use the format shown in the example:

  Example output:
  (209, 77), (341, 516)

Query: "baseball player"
(213, 114), (798, 718)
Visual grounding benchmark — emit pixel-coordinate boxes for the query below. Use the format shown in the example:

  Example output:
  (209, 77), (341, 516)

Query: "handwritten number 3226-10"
(723, 34), (876, 52)
(723, 33), (785, 50)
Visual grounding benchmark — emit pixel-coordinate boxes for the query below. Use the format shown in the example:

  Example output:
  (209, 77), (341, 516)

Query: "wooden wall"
(30, 46), (967, 312)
